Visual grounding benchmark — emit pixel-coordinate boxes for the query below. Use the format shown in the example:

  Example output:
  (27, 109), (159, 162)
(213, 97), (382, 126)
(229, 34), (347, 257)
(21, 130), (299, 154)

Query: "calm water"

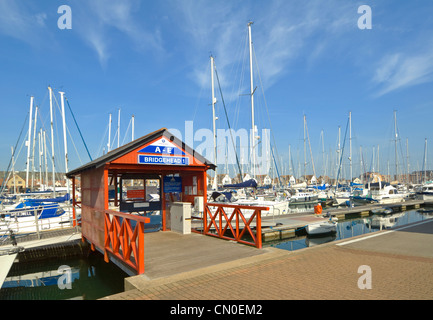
(0, 251), (128, 300)
(269, 207), (433, 252)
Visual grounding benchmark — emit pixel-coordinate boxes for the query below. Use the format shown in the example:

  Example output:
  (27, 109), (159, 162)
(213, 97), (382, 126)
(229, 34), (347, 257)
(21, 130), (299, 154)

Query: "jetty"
(260, 199), (426, 242)
(0, 227), (84, 288)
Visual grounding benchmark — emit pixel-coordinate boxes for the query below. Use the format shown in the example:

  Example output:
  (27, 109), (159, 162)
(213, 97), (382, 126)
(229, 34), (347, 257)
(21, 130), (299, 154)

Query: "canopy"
(223, 179), (257, 189)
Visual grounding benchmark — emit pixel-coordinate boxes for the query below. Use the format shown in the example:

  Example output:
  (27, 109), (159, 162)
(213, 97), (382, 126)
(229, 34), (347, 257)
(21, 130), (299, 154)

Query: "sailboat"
(1, 88), (78, 237)
(207, 22), (290, 217)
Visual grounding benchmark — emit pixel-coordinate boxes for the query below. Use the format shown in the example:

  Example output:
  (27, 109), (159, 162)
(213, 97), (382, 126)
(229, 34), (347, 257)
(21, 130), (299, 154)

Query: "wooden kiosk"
(66, 128), (215, 274)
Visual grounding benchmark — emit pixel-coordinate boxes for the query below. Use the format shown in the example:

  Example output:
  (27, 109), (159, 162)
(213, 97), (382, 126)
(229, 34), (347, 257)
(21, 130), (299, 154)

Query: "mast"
(31, 106), (38, 190)
(377, 144), (380, 173)
(11, 146), (16, 194)
(49, 86), (56, 196)
(288, 144), (292, 179)
(248, 21), (256, 180)
(394, 110), (398, 182)
(303, 114), (307, 179)
(38, 129), (42, 190)
(131, 115), (135, 141)
(44, 130), (48, 190)
(25, 96), (34, 190)
(406, 138), (410, 183)
(117, 108), (121, 148)
(336, 126), (341, 181)
(107, 113), (112, 152)
(60, 91), (70, 195)
(349, 111), (352, 187)
(211, 55), (218, 190)
(423, 138), (428, 183)
(321, 129), (325, 178)
(360, 146), (363, 184)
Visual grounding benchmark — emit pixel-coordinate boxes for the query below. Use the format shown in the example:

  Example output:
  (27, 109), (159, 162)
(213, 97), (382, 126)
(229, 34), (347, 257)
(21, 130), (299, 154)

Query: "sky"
(1, 0), (433, 181)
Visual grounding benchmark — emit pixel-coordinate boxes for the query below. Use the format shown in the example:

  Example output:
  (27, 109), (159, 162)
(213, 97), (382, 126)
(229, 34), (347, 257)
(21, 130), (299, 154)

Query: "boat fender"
(314, 204), (322, 214)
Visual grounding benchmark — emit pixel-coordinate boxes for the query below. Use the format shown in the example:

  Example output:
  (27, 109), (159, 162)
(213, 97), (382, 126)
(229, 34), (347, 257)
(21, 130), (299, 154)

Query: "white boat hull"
(306, 221), (337, 235)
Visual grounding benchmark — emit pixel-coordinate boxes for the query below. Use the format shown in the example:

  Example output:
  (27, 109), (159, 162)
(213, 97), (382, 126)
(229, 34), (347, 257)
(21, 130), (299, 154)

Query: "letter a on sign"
(58, 5), (72, 30)
(358, 5), (372, 30)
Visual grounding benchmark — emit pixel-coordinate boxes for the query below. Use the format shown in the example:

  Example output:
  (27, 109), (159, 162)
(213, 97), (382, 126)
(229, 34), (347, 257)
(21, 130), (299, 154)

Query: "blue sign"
(138, 145), (185, 155)
(163, 176), (182, 193)
(138, 155), (189, 165)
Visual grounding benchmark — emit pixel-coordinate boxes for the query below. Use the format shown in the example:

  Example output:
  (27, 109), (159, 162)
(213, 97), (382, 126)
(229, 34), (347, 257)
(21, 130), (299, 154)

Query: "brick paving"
(102, 221), (433, 301)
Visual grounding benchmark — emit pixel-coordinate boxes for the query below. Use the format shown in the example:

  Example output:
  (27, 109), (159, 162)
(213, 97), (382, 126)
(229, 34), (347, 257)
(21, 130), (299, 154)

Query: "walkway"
(102, 218), (433, 300)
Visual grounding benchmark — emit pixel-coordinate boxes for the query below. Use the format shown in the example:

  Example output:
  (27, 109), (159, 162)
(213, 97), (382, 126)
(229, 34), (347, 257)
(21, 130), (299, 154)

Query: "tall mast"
(38, 129), (42, 189)
(377, 144), (380, 173)
(406, 138), (410, 183)
(31, 106), (38, 190)
(48, 86), (56, 196)
(321, 129), (325, 178)
(44, 131), (48, 190)
(211, 55), (218, 190)
(248, 21), (256, 180)
(349, 111), (352, 187)
(60, 91), (70, 195)
(424, 139), (427, 182)
(288, 144), (292, 178)
(131, 115), (135, 141)
(336, 126), (341, 180)
(25, 96), (34, 189)
(11, 146), (16, 194)
(303, 114), (307, 178)
(107, 113), (112, 152)
(360, 146), (363, 184)
(394, 110), (398, 182)
(117, 108), (121, 148)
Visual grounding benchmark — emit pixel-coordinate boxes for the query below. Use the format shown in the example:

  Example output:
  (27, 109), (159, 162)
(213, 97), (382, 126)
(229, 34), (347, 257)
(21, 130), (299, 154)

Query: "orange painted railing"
(104, 209), (150, 275)
(202, 203), (269, 249)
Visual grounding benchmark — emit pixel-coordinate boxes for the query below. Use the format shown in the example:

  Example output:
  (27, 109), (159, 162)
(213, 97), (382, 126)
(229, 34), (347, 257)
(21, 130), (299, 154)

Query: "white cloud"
(0, 1), (47, 45)
(74, 0), (165, 66)
(373, 49), (433, 97)
(170, 0), (355, 95)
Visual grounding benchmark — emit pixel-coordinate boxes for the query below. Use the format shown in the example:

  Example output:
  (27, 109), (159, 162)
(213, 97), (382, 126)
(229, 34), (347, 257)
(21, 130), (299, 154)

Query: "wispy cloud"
(372, 48), (433, 97)
(0, 1), (48, 45)
(170, 0), (355, 95)
(74, 0), (165, 67)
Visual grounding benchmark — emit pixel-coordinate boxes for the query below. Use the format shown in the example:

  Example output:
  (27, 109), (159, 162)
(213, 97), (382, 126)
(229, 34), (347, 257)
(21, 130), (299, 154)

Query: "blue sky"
(1, 0), (433, 180)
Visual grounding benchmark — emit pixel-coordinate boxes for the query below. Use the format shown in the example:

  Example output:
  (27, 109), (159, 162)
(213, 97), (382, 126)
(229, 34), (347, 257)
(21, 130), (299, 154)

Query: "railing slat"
(104, 210), (149, 274)
(200, 203), (268, 249)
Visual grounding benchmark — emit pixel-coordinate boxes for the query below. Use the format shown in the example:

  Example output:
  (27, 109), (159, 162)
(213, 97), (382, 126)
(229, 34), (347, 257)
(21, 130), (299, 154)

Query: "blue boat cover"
(223, 179), (257, 188)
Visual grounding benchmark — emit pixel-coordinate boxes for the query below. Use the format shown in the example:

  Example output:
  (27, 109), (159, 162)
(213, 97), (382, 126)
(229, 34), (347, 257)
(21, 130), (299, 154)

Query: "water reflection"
(271, 208), (433, 252)
(0, 251), (127, 300)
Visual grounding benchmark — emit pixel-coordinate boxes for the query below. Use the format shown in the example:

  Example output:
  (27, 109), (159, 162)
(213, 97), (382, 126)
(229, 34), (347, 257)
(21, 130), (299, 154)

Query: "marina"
(1, 2), (433, 303)
(1, 200), (432, 300)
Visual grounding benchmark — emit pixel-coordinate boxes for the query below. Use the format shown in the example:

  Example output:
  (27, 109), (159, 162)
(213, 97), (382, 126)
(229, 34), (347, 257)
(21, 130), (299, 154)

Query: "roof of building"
(66, 128), (216, 178)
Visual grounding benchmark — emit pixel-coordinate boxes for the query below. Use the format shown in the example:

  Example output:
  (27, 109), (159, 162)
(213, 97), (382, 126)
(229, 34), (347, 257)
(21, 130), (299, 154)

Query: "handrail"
(103, 209), (149, 275)
(0, 204), (78, 241)
(203, 203), (268, 249)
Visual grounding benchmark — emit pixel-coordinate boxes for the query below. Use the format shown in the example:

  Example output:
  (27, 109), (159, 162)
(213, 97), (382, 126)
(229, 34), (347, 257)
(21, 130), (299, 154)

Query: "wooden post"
(72, 176), (77, 227)
(137, 220), (145, 274)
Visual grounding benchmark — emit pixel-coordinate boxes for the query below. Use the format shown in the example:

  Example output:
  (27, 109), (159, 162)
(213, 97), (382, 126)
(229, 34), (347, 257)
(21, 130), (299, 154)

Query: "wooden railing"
(202, 203), (268, 249)
(104, 209), (150, 275)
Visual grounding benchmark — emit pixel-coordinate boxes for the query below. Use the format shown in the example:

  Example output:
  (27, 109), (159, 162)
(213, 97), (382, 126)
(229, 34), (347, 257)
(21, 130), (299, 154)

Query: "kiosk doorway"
(119, 174), (162, 232)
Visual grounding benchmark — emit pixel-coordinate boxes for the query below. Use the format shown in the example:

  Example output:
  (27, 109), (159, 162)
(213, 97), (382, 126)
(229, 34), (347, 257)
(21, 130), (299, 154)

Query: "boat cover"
(223, 179), (257, 189)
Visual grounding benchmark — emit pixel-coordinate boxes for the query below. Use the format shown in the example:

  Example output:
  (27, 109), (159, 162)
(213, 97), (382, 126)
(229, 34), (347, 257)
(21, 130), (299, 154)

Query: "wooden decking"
(140, 231), (267, 280)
